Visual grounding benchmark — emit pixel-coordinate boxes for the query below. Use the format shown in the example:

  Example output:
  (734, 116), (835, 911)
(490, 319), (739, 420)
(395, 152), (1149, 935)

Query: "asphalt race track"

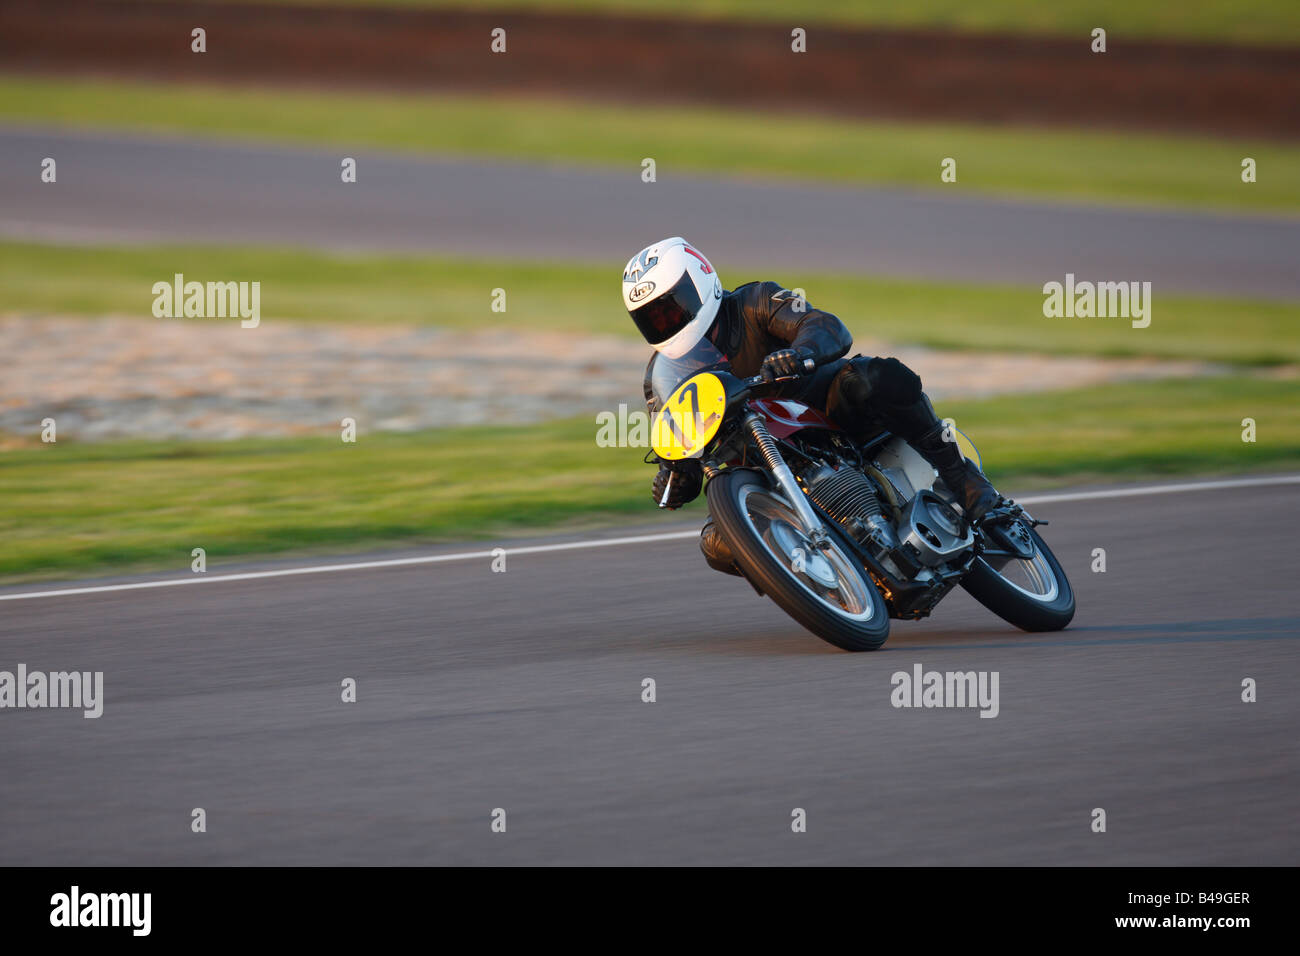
(3, 126), (1299, 300)
(1, 477), (1296, 865)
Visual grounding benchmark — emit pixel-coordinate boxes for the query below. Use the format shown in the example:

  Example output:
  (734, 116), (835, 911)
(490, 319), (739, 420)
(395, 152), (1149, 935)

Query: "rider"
(624, 236), (1003, 576)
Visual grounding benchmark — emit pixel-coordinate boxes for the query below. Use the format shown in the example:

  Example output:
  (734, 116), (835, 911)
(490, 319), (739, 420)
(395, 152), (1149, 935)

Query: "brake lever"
(657, 470), (675, 509)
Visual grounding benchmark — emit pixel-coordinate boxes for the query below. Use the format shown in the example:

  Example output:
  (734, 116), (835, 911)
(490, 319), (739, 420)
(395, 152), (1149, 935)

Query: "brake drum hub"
(769, 520), (838, 589)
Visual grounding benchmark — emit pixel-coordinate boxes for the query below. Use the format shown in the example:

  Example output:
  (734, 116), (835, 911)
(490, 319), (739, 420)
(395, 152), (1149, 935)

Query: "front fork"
(744, 413), (831, 550)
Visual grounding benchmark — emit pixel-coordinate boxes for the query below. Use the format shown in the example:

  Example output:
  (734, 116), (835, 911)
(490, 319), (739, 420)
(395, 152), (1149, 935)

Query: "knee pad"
(863, 356), (922, 406)
(829, 357), (871, 411)
(831, 356), (922, 410)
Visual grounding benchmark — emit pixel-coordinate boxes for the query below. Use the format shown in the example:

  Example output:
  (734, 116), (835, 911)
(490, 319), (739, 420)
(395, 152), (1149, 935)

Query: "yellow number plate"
(651, 373), (727, 460)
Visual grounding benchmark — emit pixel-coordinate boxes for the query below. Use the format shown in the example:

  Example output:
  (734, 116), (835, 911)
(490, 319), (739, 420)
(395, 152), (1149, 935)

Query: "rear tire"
(707, 469), (890, 651)
(961, 523), (1075, 631)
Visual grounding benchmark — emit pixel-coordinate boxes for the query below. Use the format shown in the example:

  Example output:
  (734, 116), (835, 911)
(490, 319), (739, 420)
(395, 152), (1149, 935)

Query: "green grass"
(6, 240), (1300, 365)
(4, 75), (1298, 212)
(182, 0), (1300, 46)
(0, 418), (651, 581)
(946, 374), (1299, 483)
(2, 376), (1295, 581)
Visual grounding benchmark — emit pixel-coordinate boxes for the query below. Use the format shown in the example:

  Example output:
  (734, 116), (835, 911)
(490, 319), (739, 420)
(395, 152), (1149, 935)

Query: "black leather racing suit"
(644, 281), (849, 417)
(645, 282), (999, 574)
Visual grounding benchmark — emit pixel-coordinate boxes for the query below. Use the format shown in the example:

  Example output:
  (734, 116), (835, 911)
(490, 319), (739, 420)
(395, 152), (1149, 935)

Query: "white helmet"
(622, 237), (723, 359)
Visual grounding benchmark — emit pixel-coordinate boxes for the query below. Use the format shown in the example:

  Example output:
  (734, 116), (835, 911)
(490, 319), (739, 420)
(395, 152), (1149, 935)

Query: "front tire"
(961, 521), (1075, 631)
(707, 469), (890, 651)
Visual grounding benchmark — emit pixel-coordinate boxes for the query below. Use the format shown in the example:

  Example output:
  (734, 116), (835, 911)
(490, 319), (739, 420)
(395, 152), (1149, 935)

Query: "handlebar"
(741, 357), (817, 389)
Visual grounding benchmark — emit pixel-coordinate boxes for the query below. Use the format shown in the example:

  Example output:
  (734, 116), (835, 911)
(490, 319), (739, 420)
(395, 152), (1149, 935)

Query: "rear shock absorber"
(744, 413), (829, 548)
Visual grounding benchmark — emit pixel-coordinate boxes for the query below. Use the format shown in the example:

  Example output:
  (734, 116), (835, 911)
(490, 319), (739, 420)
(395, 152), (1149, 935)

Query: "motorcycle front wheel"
(706, 469), (890, 651)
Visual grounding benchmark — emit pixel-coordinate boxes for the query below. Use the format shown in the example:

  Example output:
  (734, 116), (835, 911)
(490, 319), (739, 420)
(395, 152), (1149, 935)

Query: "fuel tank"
(748, 398), (840, 439)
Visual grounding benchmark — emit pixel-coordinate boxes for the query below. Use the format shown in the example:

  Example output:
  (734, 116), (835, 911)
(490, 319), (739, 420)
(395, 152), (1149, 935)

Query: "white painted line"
(0, 531), (702, 601)
(1, 474), (1295, 602)
(1015, 473), (1300, 505)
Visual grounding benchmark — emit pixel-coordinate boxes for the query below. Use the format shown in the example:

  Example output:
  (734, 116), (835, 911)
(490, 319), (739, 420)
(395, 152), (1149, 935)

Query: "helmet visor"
(629, 273), (703, 346)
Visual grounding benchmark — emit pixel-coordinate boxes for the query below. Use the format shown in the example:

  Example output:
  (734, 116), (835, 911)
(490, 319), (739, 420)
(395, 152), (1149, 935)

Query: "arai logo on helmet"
(629, 280), (656, 302)
(623, 248), (658, 283)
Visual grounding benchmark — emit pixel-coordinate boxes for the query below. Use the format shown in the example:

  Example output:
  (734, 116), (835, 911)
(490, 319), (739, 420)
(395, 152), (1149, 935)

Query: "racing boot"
(700, 517), (743, 576)
(909, 419), (1002, 526)
(881, 391), (1002, 526)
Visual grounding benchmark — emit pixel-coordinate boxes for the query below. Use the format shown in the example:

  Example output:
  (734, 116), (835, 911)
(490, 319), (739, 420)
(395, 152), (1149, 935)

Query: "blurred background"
(1, 0), (1298, 582)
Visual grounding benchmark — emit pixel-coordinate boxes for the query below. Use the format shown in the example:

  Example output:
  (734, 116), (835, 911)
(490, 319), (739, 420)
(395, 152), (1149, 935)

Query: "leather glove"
(651, 459), (703, 509)
(760, 347), (815, 381)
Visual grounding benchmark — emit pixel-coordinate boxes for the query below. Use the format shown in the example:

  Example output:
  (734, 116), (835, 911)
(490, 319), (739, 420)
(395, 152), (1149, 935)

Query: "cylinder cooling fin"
(806, 466), (882, 525)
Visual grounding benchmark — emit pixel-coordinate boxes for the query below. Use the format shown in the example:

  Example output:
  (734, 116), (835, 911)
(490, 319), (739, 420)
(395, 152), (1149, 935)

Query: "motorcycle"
(649, 340), (1075, 651)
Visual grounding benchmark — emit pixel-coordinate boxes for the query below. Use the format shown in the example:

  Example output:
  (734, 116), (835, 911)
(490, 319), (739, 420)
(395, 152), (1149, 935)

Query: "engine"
(803, 464), (899, 557)
(804, 462), (974, 572)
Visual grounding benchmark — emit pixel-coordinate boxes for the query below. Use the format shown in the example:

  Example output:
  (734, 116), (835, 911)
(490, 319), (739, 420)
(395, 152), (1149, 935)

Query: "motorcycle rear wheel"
(707, 469), (890, 651)
(961, 521), (1075, 631)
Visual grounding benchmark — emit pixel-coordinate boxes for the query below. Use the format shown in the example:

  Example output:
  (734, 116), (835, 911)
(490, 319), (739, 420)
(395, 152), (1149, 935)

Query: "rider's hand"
(651, 460), (703, 510)
(760, 347), (814, 381)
